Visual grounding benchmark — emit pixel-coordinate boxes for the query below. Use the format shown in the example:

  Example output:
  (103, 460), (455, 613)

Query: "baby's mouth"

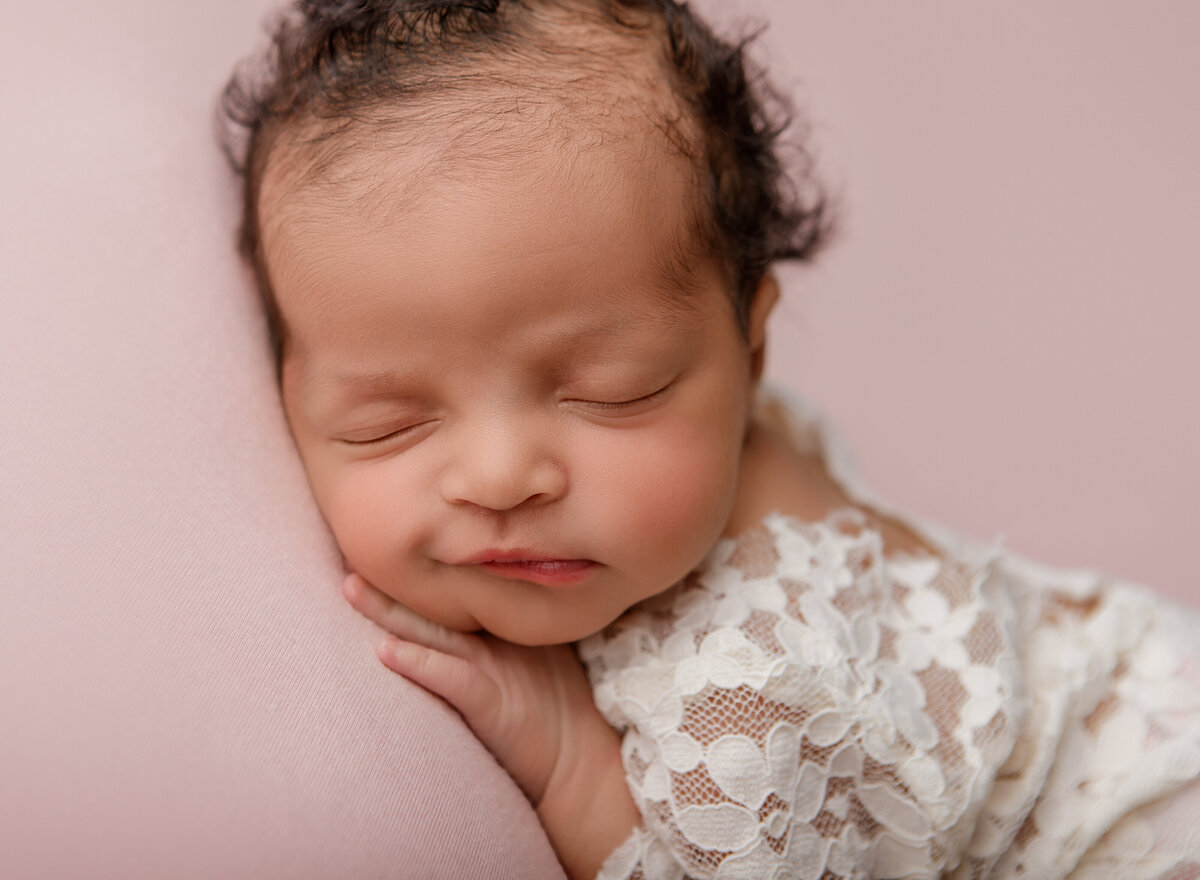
(458, 551), (598, 587)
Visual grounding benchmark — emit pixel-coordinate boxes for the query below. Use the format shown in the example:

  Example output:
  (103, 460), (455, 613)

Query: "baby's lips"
(453, 547), (588, 566)
(475, 558), (599, 588)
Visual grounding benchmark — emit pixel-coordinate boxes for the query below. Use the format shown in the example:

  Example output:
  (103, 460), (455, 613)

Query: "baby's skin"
(257, 72), (921, 880)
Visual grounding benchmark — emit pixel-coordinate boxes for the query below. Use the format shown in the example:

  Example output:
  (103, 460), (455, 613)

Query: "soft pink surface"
(0, 2), (562, 877)
(718, 0), (1198, 604)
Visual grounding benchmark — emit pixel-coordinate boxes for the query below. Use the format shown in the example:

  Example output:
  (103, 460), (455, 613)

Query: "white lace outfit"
(579, 393), (1200, 880)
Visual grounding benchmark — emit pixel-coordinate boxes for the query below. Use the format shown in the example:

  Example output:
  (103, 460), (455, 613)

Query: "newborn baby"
(222, 1), (1200, 876)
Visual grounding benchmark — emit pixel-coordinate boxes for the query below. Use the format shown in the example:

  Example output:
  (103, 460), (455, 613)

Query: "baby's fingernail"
(377, 637), (401, 658)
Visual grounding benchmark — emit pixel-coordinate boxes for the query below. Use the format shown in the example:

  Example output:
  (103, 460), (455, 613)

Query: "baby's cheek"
(323, 499), (387, 577)
(321, 471), (479, 630)
(320, 473), (410, 580)
(602, 428), (740, 569)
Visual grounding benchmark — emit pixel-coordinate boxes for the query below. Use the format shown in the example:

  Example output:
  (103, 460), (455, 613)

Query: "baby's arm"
(343, 574), (640, 880)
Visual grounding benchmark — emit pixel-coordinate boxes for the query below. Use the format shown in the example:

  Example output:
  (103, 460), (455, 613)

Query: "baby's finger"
(343, 574), (470, 656)
(376, 637), (500, 734)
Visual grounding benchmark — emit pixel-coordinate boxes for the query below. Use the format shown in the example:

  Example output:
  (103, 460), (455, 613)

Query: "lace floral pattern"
(578, 396), (1200, 880)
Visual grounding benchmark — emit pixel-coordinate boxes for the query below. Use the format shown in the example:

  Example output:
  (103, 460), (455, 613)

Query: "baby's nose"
(439, 427), (566, 512)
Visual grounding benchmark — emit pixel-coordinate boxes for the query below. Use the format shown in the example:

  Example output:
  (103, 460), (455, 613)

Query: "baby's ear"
(747, 274), (780, 382)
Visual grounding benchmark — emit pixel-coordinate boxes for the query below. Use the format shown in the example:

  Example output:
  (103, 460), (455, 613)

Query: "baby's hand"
(342, 574), (639, 879)
(342, 572), (588, 804)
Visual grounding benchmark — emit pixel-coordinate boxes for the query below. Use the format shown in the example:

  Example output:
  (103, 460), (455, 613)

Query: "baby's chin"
(485, 590), (680, 647)
(472, 615), (595, 648)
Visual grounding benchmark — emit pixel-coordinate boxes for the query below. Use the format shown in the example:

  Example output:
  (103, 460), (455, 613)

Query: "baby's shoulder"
(727, 397), (935, 561)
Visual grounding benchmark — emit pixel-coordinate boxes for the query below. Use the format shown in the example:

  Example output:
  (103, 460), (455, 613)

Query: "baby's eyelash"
(582, 383), (672, 410)
(340, 423), (425, 446)
(343, 433), (400, 446)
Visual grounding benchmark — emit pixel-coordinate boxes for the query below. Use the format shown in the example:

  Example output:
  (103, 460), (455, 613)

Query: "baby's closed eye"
(563, 380), (675, 415)
(336, 418), (440, 448)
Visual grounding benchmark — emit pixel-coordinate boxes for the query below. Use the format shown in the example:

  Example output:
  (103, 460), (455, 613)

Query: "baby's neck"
(726, 411), (935, 559)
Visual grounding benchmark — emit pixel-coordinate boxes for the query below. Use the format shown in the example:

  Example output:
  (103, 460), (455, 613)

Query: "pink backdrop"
(709, 0), (1199, 603)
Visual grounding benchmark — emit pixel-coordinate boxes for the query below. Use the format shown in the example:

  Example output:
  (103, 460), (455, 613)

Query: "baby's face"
(260, 131), (768, 645)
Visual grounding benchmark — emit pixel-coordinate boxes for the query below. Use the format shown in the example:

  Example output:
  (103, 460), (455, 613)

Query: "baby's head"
(223, 0), (829, 645)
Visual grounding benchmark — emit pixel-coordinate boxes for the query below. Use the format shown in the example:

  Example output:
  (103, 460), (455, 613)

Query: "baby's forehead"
(266, 119), (711, 273)
(260, 118), (723, 369)
(260, 78), (706, 252)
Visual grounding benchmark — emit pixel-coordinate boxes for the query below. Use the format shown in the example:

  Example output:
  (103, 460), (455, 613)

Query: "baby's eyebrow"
(292, 365), (421, 413)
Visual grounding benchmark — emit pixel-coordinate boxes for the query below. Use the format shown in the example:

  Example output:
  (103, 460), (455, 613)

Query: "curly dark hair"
(220, 0), (832, 361)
